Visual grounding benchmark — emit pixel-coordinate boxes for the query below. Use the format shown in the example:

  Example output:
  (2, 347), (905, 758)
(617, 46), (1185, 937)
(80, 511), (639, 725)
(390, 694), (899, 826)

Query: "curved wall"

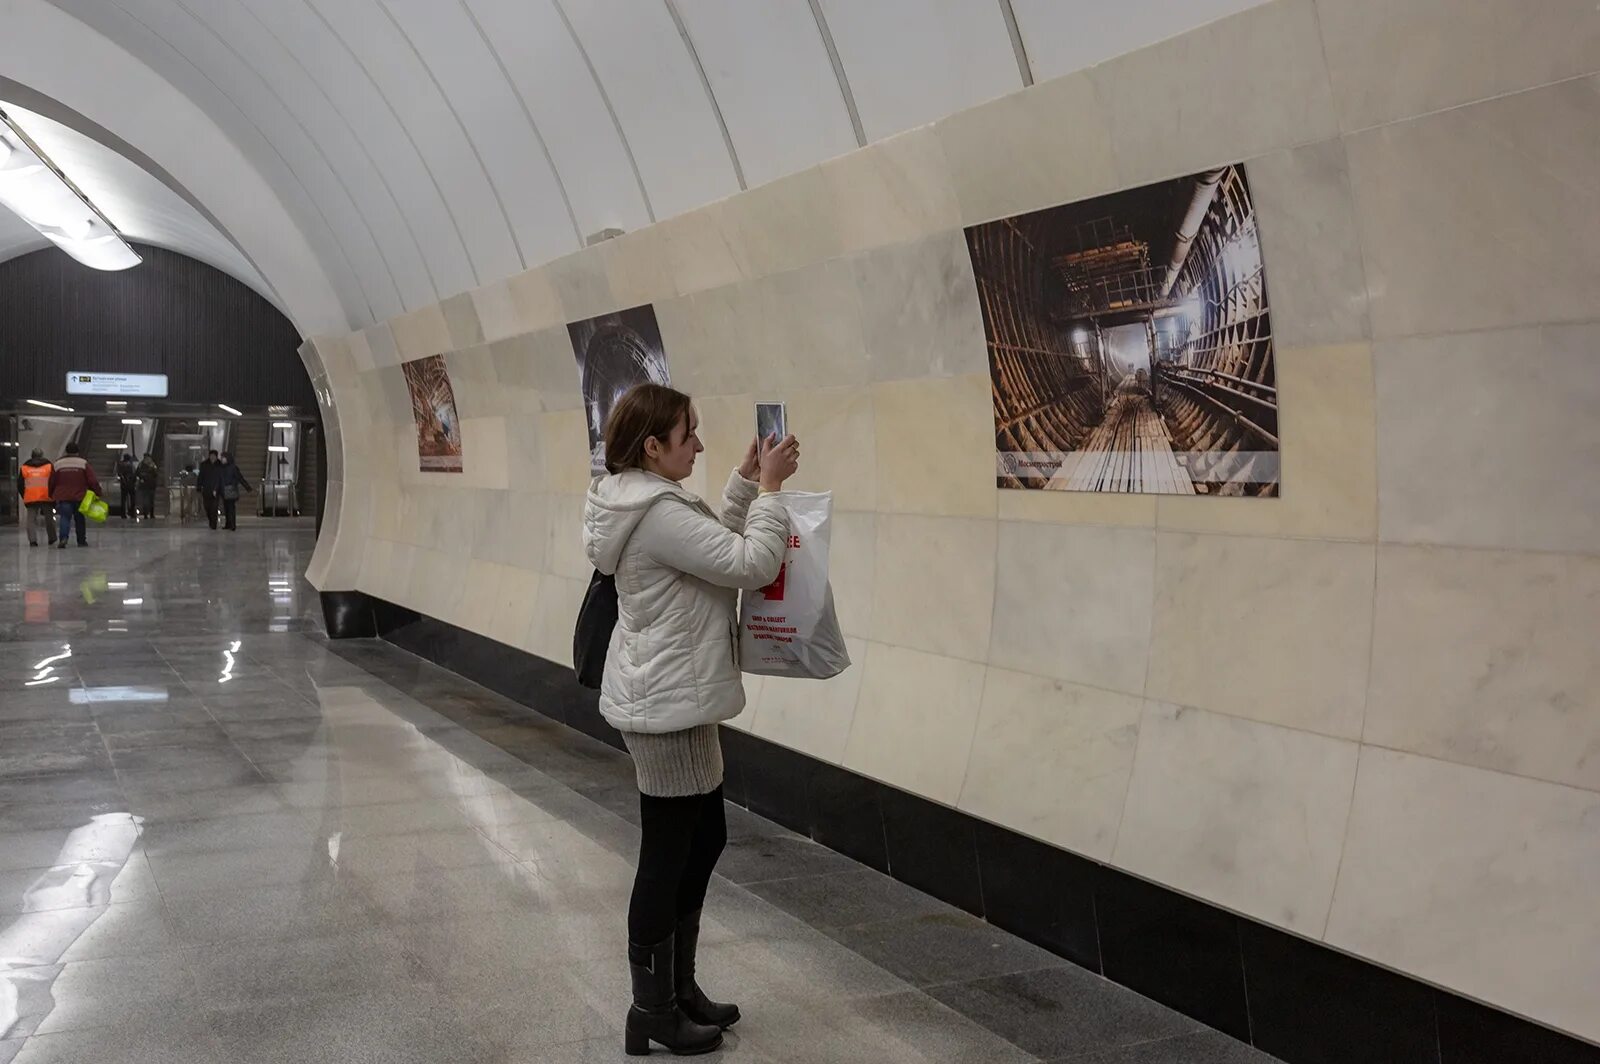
(305, 0), (1600, 1044)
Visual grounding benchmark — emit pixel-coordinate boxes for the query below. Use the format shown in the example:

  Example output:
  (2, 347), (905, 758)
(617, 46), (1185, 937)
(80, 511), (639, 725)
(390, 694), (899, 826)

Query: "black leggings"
(628, 786), (727, 945)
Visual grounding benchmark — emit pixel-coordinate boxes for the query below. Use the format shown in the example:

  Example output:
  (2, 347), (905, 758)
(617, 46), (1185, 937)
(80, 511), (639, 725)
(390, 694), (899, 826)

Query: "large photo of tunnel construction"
(966, 164), (1278, 496)
(400, 353), (464, 473)
(567, 304), (672, 476)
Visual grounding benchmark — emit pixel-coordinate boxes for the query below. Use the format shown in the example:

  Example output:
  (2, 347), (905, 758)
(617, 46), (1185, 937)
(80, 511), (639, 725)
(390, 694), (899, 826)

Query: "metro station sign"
(65, 372), (169, 397)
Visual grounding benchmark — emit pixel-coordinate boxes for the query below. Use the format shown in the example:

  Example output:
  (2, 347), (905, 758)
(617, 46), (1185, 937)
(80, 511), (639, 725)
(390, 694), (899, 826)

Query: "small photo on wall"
(400, 353), (464, 473)
(567, 303), (672, 476)
(966, 164), (1278, 496)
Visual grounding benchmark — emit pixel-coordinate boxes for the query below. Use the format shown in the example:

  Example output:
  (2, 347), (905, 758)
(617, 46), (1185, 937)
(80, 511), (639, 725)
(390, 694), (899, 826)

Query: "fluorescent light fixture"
(272, 421), (294, 429)
(267, 445), (289, 452)
(218, 404), (242, 416)
(107, 582), (128, 590)
(26, 398), (73, 412)
(105, 443), (126, 450)
(197, 420), (218, 427)
(0, 109), (140, 271)
(122, 598), (143, 606)
(120, 418), (140, 425)
(105, 400), (127, 406)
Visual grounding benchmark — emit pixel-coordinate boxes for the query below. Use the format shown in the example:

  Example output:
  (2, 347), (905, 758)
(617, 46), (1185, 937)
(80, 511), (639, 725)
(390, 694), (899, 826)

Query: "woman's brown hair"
(602, 383), (694, 474)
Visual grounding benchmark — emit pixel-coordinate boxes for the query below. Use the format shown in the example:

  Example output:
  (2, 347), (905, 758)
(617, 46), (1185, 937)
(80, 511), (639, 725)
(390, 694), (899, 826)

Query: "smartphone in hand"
(756, 402), (787, 444)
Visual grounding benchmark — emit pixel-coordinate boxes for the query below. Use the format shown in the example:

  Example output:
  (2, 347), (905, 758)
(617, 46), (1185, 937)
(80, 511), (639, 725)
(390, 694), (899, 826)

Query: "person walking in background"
(217, 451), (253, 531)
(175, 462), (199, 523)
(115, 452), (136, 519)
(48, 442), (100, 549)
(197, 449), (223, 530)
(135, 454), (159, 520)
(17, 449), (56, 547)
(582, 383), (800, 1056)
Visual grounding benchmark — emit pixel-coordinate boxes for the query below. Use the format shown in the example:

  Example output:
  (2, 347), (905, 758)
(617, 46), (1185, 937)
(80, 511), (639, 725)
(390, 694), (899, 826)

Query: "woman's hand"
(738, 437), (761, 481)
(758, 434), (800, 492)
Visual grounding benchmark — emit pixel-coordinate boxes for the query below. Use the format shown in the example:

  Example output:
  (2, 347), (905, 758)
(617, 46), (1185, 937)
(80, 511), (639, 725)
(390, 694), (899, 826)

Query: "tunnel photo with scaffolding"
(967, 164), (1278, 496)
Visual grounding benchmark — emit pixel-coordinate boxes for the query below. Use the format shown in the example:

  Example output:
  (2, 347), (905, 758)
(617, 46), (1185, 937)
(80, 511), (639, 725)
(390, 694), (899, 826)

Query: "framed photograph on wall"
(966, 164), (1278, 496)
(400, 353), (463, 473)
(567, 304), (672, 477)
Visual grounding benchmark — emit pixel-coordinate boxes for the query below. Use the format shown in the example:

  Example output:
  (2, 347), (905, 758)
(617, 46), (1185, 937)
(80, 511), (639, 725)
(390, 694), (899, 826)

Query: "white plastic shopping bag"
(739, 491), (851, 679)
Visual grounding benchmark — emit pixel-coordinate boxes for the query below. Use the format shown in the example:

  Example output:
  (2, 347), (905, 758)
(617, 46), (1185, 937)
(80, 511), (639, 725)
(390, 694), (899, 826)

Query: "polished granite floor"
(0, 520), (1279, 1063)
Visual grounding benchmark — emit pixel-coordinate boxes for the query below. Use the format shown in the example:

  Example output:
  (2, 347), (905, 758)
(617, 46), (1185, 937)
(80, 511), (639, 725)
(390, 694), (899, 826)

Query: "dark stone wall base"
(319, 590), (378, 639)
(360, 595), (1600, 1064)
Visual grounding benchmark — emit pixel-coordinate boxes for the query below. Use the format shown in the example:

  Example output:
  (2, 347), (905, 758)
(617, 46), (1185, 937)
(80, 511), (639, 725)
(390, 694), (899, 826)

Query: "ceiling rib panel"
(242, 0), (475, 302)
(121, 0), (403, 320)
(381, 0), (579, 268)
(225, 0), (437, 309)
(557, 0), (741, 223)
(462, 0), (652, 239)
(1010, 0), (1271, 83)
(815, 0), (1023, 142)
(309, 0), (521, 287)
(51, 0), (373, 324)
(672, 0), (858, 188)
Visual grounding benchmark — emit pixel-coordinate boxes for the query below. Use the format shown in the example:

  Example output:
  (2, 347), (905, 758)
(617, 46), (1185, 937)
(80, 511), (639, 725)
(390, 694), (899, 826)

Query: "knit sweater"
(621, 723), (724, 798)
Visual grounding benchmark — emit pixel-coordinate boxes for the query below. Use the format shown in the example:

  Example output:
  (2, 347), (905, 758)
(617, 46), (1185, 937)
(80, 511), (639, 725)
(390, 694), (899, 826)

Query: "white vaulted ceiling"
(10, 0), (1269, 334)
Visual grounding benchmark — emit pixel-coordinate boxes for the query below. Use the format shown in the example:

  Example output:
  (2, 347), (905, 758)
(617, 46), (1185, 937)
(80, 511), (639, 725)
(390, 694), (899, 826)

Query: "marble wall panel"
(872, 375), (996, 518)
(391, 305), (453, 363)
(718, 165), (845, 280)
(828, 511), (876, 641)
(843, 643), (986, 806)
(1367, 545), (1600, 792)
(656, 205), (747, 297)
(469, 280), (519, 344)
(1374, 322), (1600, 555)
(870, 514), (997, 662)
(1089, 0), (1338, 186)
(526, 573), (588, 668)
(1316, 0), (1600, 131)
(959, 669), (1142, 860)
(540, 411), (594, 496)
(1156, 343), (1377, 541)
(1244, 139), (1370, 347)
(1346, 76), (1600, 338)
(1114, 702), (1358, 936)
(1327, 747), (1600, 1043)
(752, 638), (869, 764)
(853, 231), (987, 383)
(1146, 532), (1374, 739)
(989, 522), (1155, 696)
(934, 70), (1117, 227)
(783, 387), (877, 512)
(822, 126), (962, 254)
(759, 259), (871, 393)
(508, 266), (564, 335)
(440, 292), (484, 350)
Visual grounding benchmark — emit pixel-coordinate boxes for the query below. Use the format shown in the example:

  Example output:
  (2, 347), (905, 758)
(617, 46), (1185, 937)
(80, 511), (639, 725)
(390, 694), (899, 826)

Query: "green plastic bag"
(78, 489), (109, 523)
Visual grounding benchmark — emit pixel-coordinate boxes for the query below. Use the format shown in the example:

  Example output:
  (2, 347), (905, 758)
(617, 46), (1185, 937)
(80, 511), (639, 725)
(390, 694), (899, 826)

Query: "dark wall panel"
(0, 243), (310, 407)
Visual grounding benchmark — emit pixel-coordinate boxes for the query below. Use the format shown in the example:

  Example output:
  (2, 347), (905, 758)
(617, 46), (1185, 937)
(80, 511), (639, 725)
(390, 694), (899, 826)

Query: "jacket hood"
(583, 469), (695, 576)
(22, 457), (50, 467)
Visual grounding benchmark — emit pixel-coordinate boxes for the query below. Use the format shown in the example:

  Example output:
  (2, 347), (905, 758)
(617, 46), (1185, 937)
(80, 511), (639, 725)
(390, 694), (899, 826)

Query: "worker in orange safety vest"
(17, 448), (56, 547)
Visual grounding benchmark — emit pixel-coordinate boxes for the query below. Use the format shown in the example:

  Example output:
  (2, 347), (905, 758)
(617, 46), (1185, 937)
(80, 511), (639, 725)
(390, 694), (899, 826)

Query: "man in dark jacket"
(135, 455), (159, 520)
(17, 449), (56, 547)
(197, 450), (223, 530)
(116, 452), (136, 519)
(217, 451), (254, 531)
(48, 442), (101, 548)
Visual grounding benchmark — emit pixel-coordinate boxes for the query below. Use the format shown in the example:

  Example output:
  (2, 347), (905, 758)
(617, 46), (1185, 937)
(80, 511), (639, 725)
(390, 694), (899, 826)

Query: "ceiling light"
(105, 443), (126, 449)
(107, 582), (127, 590)
(218, 404), (242, 416)
(105, 400), (127, 407)
(120, 418), (140, 425)
(267, 445), (289, 452)
(198, 420), (218, 427)
(122, 598), (143, 606)
(272, 421), (293, 429)
(26, 398), (73, 412)
(0, 108), (140, 271)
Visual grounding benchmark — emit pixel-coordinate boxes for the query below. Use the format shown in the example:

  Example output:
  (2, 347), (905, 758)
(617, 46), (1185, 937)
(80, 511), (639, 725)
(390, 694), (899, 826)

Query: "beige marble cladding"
(1374, 322), (1600, 555)
(1366, 546), (1600, 791)
(1114, 703), (1358, 936)
(1346, 76), (1600, 339)
(1327, 748), (1600, 1044)
(304, 0), (1600, 1041)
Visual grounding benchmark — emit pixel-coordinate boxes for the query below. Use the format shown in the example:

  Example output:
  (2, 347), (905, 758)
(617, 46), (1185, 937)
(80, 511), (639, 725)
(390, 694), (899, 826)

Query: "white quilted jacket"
(582, 468), (790, 734)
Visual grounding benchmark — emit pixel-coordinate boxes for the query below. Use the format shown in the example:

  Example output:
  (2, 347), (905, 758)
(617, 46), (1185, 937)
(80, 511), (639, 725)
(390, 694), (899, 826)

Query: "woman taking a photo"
(583, 383), (799, 1056)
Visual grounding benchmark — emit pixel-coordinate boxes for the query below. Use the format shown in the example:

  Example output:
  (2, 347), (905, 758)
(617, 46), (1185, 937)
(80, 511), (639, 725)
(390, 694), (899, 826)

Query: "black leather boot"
(625, 934), (723, 1056)
(675, 909), (740, 1029)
